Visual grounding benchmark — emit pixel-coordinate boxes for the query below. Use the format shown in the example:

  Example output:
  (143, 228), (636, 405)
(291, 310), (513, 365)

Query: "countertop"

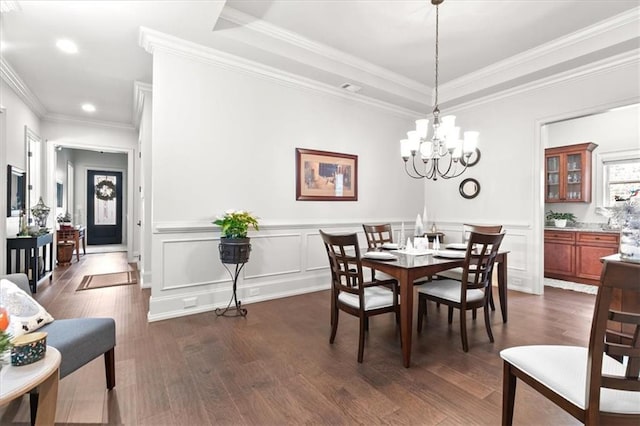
(544, 227), (620, 234)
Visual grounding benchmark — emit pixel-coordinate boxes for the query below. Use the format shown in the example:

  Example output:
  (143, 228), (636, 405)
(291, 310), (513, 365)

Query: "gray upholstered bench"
(1, 273), (116, 423)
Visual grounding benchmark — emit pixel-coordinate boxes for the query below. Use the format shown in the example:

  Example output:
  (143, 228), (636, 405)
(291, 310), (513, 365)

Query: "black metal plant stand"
(215, 262), (248, 317)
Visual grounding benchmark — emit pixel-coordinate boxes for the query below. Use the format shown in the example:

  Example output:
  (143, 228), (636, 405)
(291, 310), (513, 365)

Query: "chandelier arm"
(404, 159), (427, 179)
(411, 156), (429, 178)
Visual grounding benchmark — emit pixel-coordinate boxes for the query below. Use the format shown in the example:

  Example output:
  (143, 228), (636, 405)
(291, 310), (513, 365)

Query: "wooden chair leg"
(484, 303), (494, 343)
(358, 315), (366, 363)
(459, 309), (469, 352)
(448, 306), (454, 324)
(330, 309), (339, 343)
(418, 298), (424, 332)
(472, 308), (477, 320)
(502, 362), (517, 426)
(365, 317), (369, 332)
(29, 390), (38, 426)
(104, 347), (116, 390)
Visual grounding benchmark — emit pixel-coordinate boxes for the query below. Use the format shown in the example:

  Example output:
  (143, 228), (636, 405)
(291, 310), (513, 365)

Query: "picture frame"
(296, 148), (358, 201)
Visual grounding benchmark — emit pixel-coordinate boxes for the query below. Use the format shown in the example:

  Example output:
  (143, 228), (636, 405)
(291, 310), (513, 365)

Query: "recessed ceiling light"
(56, 39), (78, 54)
(82, 103), (96, 113)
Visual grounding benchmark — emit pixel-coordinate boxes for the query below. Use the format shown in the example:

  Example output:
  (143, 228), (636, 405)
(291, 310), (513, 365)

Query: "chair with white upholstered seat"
(417, 231), (505, 352)
(437, 224), (503, 318)
(320, 230), (400, 363)
(500, 260), (640, 425)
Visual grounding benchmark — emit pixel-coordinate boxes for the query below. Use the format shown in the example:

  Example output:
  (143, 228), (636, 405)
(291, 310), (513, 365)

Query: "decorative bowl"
(10, 332), (47, 366)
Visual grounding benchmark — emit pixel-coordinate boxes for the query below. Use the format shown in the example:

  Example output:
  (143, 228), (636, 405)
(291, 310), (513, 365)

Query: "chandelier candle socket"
(401, 0), (480, 180)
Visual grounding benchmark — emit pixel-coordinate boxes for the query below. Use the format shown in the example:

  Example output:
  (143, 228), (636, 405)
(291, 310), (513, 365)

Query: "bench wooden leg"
(104, 348), (116, 390)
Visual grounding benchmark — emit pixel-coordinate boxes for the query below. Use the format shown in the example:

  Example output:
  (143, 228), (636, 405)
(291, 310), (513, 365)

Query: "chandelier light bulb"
(415, 119), (429, 138)
(401, 139), (411, 159)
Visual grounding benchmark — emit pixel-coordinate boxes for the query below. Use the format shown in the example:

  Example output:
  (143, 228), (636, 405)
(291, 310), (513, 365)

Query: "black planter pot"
(219, 237), (251, 264)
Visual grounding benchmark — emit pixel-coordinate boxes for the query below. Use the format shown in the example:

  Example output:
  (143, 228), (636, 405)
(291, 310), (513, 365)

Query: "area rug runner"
(77, 270), (138, 291)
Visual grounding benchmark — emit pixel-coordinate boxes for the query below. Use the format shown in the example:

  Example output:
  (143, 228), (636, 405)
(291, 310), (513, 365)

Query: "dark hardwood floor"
(1, 252), (593, 425)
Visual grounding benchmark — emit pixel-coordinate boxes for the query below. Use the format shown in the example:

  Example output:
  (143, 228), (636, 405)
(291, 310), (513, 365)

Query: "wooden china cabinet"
(545, 142), (597, 203)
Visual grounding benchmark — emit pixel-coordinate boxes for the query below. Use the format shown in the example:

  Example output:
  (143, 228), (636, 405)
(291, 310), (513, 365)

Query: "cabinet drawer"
(576, 232), (619, 247)
(544, 230), (575, 243)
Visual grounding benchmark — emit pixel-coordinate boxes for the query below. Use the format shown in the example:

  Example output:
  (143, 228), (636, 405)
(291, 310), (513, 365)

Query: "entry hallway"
(1, 252), (589, 425)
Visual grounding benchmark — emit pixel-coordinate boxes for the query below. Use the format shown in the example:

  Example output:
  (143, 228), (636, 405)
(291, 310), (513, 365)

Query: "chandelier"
(401, 0), (479, 180)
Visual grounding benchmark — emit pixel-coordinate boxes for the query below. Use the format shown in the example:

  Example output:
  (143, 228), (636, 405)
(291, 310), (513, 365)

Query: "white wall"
(1, 80), (41, 271)
(424, 59), (640, 295)
(148, 47), (424, 320)
(545, 104), (639, 223)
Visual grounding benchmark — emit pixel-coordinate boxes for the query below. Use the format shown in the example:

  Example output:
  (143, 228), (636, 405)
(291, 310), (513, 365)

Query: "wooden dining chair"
(500, 260), (640, 425)
(320, 230), (400, 363)
(417, 231), (506, 352)
(437, 223), (504, 316)
(362, 223), (430, 285)
(362, 223), (396, 282)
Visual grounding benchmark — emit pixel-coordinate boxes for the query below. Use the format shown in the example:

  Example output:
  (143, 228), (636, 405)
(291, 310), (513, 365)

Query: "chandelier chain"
(434, 2), (439, 112)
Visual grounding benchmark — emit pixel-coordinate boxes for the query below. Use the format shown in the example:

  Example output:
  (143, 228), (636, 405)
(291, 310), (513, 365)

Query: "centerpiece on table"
(213, 210), (259, 264)
(546, 211), (577, 228)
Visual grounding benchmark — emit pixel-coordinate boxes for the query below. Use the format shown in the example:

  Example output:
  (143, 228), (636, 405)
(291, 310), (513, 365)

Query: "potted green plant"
(213, 210), (259, 264)
(546, 210), (577, 228)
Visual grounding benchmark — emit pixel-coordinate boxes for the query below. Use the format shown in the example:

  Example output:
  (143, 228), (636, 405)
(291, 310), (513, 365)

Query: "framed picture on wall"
(295, 148), (358, 201)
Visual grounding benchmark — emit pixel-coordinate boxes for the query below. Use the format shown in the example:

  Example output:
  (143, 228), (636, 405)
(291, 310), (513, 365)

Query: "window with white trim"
(603, 158), (640, 206)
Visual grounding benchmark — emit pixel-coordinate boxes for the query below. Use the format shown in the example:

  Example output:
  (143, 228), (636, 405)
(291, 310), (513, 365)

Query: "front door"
(87, 170), (123, 245)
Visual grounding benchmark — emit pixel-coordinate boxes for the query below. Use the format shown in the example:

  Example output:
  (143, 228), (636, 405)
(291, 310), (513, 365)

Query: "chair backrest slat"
(601, 374), (640, 392)
(362, 224), (393, 249)
(586, 260), (640, 418)
(320, 230), (365, 298)
(462, 224), (503, 244)
(462, 231), (505, 295)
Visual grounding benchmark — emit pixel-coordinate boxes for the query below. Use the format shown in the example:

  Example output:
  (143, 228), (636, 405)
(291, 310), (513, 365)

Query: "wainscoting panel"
(244, 233), (302, 279)
(161, 236), (229, 290)
(306, 232), (328, 271)
(148, 220), (538, 322)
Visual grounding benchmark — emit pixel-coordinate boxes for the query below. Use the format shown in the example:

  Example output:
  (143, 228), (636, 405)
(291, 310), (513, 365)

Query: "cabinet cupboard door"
(544, 242), (575, 276)
(546, 155), (561, 201)
(576, 245), (618, 282)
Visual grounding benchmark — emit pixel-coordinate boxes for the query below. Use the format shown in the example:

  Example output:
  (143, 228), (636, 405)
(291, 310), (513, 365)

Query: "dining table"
(361, 248), (509, 368)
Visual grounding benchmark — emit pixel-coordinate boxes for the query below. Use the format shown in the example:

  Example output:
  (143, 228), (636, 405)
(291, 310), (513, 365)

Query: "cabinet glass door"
(546, 155), (560, 200)
(566, 153), (582, 200)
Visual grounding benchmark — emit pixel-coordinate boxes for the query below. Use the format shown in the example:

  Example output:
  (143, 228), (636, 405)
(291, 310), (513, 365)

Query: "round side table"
(0, 346), (61, 425)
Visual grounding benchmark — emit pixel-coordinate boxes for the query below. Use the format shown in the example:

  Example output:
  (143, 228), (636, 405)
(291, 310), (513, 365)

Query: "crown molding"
(445, 50), (640, 114)
(139, 27), (422, 119)
(0, 57), (46, 117)
(43, 112), (136, 130)
(440, 7), (640, 103)
(219, 7), (431, 105)
(133, 80), (153, 128)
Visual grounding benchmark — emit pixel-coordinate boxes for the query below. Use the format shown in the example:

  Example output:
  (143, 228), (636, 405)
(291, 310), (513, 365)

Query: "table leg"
(34, 368), (59, 425)
(75, 234), (80, 262)
(30, 248), (38, 293)
(48, 241), (53, 281)
(497, 256), (508, 323)
(399, 269), (413, 368)
(82, 232), (86, 255)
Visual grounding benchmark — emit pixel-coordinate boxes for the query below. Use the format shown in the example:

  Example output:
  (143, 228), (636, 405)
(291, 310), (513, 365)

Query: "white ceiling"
(1, 0), (638, 127)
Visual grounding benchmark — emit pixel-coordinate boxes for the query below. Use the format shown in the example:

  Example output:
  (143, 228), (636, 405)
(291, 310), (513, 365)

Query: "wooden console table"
(6, 233), (54, 293)
(56, 226), (86, 262)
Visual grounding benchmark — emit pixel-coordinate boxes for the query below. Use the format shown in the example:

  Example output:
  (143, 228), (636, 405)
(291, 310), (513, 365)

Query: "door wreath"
(95, 179), (116, 201)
